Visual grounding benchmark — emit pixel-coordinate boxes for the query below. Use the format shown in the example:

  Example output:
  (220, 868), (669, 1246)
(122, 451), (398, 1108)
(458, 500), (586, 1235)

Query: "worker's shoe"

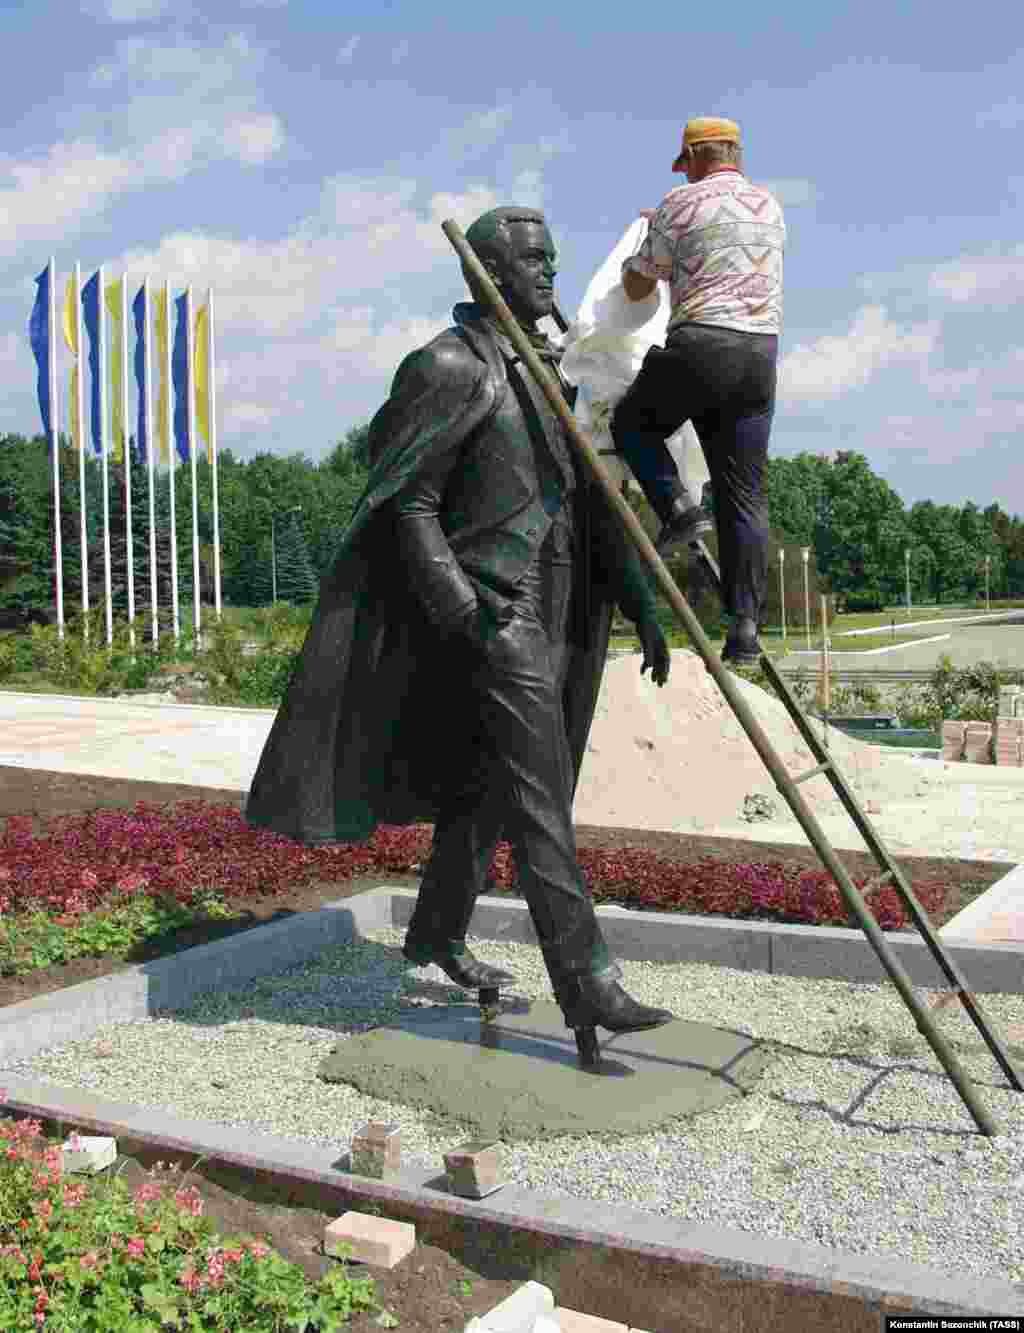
(654, 499), (713, 557)
(402, 936), (516, 990)
(554, 967), (675, 1034)
(721, 615), (761, 668)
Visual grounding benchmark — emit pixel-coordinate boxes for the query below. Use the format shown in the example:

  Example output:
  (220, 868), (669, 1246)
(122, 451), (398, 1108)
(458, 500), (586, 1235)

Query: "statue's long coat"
(245, 305), (657, 845)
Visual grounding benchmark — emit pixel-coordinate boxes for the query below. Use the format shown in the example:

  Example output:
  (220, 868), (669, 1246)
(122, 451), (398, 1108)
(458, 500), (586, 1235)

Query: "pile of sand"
(573, 649), (928, 833)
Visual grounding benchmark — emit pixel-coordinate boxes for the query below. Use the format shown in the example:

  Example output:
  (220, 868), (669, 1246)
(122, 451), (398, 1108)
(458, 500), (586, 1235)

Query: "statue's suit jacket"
(245, 303), (658, 845)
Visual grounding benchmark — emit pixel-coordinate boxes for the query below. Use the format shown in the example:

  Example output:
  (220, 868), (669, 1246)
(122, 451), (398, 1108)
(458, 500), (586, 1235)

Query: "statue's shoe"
(402, 938), (516, 990)
(555, 968), (675, 1034)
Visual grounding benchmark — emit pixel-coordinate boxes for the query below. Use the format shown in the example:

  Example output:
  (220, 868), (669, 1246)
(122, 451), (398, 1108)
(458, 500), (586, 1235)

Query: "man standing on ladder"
(612, 117), (786, 667)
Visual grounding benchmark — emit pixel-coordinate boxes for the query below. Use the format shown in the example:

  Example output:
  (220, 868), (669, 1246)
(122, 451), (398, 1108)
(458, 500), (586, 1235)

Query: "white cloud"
(337, 35), (360, 65)
(223, 400), (274, 433)
(221, 113), (285, 164)
(107, 182), (500, 338)
(322, 308), (451, 374)
(320, 176), (418, 225)
(759, 178), (819, 207)
(779, 305), (939, 403)
(0, 115), (285, 258)
(928, 246), (1024, 307)
(391, 38), (410, 65)
(90, 33), (264, 90)
(0, 35), (285, 257)
(976, 97), (1024, 130)
(94, 178), (506, 435)
(0, 141), (135, 254)
(87, 0), (171, 19)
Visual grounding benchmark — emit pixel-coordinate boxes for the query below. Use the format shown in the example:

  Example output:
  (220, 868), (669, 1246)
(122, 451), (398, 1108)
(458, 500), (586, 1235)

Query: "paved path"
(778, 611), (1024, 672)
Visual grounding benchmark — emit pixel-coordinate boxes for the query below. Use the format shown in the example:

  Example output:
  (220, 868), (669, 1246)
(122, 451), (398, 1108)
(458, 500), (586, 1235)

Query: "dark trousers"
(406, 520), (613, 989)
(611, 323), (778, 622)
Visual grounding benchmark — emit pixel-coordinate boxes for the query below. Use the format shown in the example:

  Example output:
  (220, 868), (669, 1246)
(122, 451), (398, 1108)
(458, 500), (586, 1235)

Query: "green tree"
(764, 452), (832, 546)
(908, 501), (971, 603)
(273, 510), (319, 604)
(0, 433), (56, 621)
(812, 451), (907, 604)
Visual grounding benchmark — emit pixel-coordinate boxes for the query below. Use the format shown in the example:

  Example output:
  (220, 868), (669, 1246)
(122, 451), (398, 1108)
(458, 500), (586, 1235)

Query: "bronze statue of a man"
(246, 206), (675, 1039)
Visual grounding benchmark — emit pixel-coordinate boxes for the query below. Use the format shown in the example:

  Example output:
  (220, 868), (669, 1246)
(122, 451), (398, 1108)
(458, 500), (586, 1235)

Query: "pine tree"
(273, 511), (319, 604)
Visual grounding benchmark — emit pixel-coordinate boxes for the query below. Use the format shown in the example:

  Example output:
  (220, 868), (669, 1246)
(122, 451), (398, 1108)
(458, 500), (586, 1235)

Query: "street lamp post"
(801, 547), (811, 650)
(271, 505), (302, 605)
(905, 548), (911, 614)
(985, 554), (991, 613)
(779, 549), (786, 648)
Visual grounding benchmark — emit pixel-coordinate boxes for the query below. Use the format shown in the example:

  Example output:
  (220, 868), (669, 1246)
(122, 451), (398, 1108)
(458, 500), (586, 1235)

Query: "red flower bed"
(0, 802), (949, 932)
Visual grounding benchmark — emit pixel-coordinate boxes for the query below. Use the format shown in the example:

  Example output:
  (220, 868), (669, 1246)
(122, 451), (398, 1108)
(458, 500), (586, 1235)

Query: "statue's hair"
(686, 139), (742, 169)
(461, 206), (550, 299)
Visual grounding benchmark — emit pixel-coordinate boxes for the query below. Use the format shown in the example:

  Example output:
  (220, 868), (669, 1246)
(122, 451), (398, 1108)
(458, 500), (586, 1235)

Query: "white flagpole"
(185, 286), (201, 652)
(97, 264), (113, 647)
(121, 274), (135, 659)
(74, 263), (88, 642)
(47, 258), (64, 641)
(208, 286), (222, 621)
(165, 279), (180, 645)
(143, 278), (158, 647)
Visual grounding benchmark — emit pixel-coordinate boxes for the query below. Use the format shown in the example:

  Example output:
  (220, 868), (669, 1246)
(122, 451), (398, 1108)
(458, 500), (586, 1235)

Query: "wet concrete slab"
(318, 998), (773, 1142)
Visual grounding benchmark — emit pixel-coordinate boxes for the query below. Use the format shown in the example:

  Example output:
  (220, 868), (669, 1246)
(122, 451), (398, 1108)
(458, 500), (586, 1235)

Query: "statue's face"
(491, 220), (557, 325)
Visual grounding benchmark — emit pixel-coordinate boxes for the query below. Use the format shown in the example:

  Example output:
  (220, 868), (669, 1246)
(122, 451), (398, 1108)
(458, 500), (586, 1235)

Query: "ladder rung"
(791, 760), (833, 786)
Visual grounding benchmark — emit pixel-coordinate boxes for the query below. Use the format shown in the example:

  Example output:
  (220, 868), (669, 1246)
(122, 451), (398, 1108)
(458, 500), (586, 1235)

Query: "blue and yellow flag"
(154, 289), (170, 464)
(68, 365), (83, 454)
(28, 266), (52, 438)
(132, 285), (148, 466)
(81, 272), (104, 456)
(105, 277), (126, 464)
(172, 292), (191, 466)
(63, 273), (78, 357)
(63, 272), (83, 452)
(193, 303), (212, 464)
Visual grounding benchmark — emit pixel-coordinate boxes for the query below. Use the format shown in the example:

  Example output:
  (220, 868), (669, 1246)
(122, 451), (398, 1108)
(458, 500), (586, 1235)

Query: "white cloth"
(558, 217), (711, 508)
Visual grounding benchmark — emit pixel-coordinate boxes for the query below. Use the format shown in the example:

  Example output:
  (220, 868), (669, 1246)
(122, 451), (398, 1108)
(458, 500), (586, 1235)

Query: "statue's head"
(463, 206), (557, 327)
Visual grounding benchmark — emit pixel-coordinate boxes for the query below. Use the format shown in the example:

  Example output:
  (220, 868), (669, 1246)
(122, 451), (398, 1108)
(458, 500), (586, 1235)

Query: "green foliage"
(842, 588), (886, 613)
(273, 510), (319, 605)
(0, 1117), (394, 1331)
(909, 655), (1009, 730)
(0, 893), (210, 976)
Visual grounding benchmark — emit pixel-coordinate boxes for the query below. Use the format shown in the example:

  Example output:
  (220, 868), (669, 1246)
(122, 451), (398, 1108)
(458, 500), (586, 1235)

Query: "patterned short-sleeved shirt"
(623, 169), (786, 336)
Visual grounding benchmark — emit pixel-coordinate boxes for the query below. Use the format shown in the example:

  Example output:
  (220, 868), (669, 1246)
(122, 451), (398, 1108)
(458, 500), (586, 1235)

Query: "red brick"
(324, 1212), (415, 1268)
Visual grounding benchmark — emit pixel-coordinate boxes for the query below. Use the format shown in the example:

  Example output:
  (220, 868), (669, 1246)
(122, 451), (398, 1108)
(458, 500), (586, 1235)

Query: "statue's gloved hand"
(636, 615), (670, 687)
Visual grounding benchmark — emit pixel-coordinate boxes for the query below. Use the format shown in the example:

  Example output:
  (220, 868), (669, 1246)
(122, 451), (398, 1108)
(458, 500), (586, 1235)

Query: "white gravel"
(4, 927), (1024, 1289)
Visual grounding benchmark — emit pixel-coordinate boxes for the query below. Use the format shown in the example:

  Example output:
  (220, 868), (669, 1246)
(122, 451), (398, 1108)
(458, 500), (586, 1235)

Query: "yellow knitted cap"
(673, 117), (741, 170)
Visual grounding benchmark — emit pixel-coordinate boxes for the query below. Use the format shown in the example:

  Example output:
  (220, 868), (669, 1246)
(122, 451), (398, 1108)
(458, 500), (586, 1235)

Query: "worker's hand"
(636, 616), (670, 687)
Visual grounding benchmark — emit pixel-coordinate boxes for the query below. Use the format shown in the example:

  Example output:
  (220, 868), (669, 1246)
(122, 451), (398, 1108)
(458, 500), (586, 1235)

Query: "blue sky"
(2, 0), (1023, 510)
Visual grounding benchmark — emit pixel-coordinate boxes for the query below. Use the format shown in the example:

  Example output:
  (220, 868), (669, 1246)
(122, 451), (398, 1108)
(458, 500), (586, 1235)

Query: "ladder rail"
(690, 538), (1023, 1097)
(441, 226), (1017, 1137)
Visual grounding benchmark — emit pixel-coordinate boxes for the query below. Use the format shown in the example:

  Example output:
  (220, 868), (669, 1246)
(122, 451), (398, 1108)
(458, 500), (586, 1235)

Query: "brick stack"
(995, 686), (1024, 767)
(963, 721), (994, 764)
(995, 719), (1024, 766)
(942, 720), (966, 761)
